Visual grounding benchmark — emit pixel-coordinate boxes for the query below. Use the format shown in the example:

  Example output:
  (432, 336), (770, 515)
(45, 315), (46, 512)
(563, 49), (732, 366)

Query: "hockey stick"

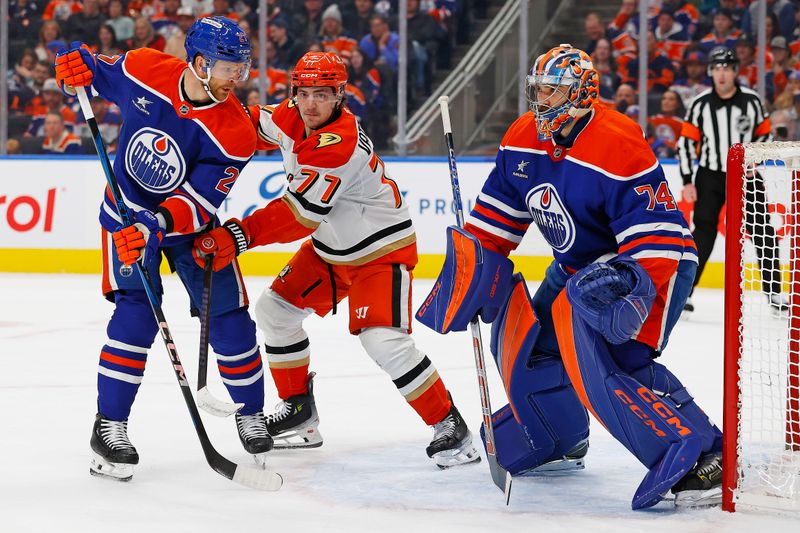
(76, 87), (282, 491)
(438, 96), (512, 504)
(197, 253), (245, 417)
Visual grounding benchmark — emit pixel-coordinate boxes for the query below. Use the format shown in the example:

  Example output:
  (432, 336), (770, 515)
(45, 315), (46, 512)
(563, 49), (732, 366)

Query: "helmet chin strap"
(187, 62), (227, 104)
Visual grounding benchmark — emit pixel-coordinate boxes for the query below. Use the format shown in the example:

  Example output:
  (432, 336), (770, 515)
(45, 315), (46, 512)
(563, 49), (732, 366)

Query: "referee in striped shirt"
(677, 45), (787, 314)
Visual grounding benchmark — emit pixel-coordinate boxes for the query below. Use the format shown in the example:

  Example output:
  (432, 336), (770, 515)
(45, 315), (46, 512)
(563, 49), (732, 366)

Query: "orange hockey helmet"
(291, 52), (347, 95)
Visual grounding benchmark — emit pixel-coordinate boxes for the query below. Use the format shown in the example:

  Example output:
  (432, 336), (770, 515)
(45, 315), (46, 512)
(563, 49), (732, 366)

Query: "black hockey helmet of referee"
(707, 46), (739, 75)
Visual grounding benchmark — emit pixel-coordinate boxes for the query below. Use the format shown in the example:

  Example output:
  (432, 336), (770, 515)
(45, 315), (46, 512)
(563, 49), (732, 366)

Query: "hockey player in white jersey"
(194, 51), (479, 468)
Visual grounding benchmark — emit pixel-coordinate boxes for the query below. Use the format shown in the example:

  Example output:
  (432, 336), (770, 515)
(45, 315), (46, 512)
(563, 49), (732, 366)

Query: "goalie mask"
(527, 44), (599, 141)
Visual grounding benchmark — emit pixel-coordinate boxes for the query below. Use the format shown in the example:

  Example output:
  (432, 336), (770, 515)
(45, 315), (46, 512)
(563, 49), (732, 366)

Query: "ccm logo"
(417, 280), (441, 318)
(614, 387), (692, 438)
(0, 188), (56, 232)
(300, 73), (317, 78)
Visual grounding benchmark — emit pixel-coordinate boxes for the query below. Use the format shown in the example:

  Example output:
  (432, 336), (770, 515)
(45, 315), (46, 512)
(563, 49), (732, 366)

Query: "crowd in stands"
(585, 0), (800, 159)
(5, 0), (471, 154)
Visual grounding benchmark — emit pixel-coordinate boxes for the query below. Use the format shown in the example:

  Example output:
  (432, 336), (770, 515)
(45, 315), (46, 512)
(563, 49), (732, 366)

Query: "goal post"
(724, 142), (800, 513)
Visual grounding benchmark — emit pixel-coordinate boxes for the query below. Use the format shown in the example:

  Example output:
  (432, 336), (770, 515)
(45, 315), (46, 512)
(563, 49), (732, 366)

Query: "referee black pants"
(691, 166), (782, 295)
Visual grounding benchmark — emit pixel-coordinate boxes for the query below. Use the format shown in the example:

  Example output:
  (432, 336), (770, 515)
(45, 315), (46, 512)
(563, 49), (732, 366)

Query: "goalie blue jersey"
(87, 48), (259, 245)
(464, 106), (698, 350)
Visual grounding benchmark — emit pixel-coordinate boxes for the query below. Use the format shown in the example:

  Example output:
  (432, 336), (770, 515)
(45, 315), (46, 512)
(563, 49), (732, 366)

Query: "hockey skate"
(681, 297), (694, 320)
(90, 413), (139, 482)
(671, 451), (722, 507)
(265, 372), (323, 449)
(426, 401), (481, 469)
(235, 410), (274, 467)
(525, 438), (589, 475)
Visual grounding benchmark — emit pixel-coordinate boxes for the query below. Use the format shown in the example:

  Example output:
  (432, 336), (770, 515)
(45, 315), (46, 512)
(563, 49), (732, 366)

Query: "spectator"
(8, 50), (38, 114)
(343, 0), (375, 41)
(671, 50), (712, 107)
(584, 12), (605, 56)
(25, 78), (77, 137)
(404, 0), (442, 94)
(735, 36), (759, 89)
(345, 82), (368, 121)
(9, 0), (43, 48)
(24, 60), (52, 116)
(126, 16), (166, 51)
(699, 8), (741, 53)
(767, 36), (795, 104)
(360, 14), (399, 72)
(607, 0), (639, 57)
(743, 0), (796, 41)
(648, 89), (685, 157)
(42, 0), (82, 22)
(35, 20), (63, 63)
(74, 97), (123, 153)
(654, 9), (690, 69)
(592, 37), (620, 95)
(245, 88), (260, 107)
(614, 83), (636, 113)
(107, 0), (135, 42)
(714, 0), (745, 29)
(97, 24), (126, 56)
(41, 112), (82, 155)
(319, 5), (358, 63)
(662, 0), (699, 39)
(163, 7), (196, 60)
(269, 16), (304, 69)
(152, 0), (182, 39)
(348, 46), (383, 108)
(7, 139), (23, 155)
(292, 0), (326, 47)
(63, 0), (108, 46)
(620, 31), (676, 94)
(201, 0), (240, 22)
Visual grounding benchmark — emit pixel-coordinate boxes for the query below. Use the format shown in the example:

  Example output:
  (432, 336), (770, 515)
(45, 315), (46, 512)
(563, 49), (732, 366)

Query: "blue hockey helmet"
(185, 16), (251, 69)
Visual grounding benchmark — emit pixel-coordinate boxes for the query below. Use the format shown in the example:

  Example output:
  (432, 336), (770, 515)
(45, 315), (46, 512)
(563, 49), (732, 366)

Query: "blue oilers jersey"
(465, 106), (698, 349)
(87, 49), (258, 245)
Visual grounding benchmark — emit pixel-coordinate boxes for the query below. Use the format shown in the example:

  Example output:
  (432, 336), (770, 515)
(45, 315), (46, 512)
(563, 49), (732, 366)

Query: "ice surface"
(0, 273), (797, 532)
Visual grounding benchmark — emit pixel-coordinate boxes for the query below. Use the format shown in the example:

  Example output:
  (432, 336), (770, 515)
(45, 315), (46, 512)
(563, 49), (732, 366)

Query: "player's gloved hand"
(54, 41), (96, 96)
(566, 255), (656, 345)
(193, 219), (250, 272)
(112, 210), (164, 268)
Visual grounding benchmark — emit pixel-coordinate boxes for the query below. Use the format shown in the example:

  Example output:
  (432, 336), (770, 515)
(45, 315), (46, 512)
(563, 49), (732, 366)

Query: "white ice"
(0, 273), (797, 532)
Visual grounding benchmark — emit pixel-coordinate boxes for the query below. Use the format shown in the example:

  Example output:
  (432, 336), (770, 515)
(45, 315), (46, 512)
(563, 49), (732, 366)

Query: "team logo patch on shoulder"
(125, 128), (186, 193)
(315, 132), (343, 148)
(526, 183), (576, 253)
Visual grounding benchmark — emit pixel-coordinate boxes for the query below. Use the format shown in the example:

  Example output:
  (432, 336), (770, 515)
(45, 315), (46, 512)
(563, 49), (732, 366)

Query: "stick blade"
(231, 464), (284, 492)
(486, 452), (512, 504)
(197, 387), (244, 417)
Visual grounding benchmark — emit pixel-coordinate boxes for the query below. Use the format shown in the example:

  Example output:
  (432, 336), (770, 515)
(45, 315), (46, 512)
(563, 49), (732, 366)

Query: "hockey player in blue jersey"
(417, 45), (723, 509)
(55, 17), (272, 481)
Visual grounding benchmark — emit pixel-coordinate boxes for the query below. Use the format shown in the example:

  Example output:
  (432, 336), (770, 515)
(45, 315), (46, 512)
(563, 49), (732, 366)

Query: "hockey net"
(724, 142), (800, 513)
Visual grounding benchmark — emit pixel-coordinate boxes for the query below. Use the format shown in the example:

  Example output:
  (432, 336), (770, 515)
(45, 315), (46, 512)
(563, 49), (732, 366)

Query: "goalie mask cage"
(724, 142), (800, 513)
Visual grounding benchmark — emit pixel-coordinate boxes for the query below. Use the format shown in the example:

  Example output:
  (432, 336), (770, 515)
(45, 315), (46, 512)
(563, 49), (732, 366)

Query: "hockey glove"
(113, 210), (164, 268)
(54, 41), (96, 96)
(566, 255), (656, 345)
(193, 219), (250, 272)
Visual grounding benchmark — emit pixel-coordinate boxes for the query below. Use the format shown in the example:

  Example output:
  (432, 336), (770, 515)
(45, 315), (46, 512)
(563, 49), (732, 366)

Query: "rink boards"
(0, 156), (741, 285)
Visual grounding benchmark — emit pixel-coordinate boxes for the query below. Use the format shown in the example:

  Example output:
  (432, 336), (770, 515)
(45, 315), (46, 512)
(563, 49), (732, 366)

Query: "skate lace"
(265, 400), (293, 424)
(432, 414), (456, 441)
(236, 411), (268, 441)
(695, 454), (722, 478)
(99, 419), (134, 451)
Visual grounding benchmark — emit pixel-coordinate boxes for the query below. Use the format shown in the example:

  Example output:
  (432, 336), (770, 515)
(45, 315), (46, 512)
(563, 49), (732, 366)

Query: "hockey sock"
(210, 308), (265, 415)
(408, 377), (451, 425)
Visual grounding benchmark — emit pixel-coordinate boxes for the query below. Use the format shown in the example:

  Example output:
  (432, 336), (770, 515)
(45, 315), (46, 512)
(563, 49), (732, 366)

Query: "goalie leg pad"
(553, 290), (703, 509)
(416, 225), (513, 333)
(487, 274), (589, 473)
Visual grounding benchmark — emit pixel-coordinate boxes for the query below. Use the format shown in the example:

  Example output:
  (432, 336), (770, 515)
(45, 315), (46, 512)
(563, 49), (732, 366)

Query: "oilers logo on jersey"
(526, 183), (575, 253)
(125, 128), (186, 193)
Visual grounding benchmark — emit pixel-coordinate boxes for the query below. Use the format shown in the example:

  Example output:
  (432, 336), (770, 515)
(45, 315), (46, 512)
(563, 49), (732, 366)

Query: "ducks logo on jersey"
(526, 183), (576, 252)
(125, 128), (186, 193)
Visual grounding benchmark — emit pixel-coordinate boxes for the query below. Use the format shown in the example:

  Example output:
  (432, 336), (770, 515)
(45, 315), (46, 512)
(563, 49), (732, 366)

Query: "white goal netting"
(727, 142), (800, 513)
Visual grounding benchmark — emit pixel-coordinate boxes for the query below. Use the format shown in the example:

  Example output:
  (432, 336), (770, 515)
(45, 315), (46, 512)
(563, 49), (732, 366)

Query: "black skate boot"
(670, 451), (722, 507)
(265, 372), (322, 449)
(527, 438), (589, 474)
(90, 413), (139, 482)
(235, 410), (274, 466)
(681, 297), (694, 319)
(426, 399), (481, 469)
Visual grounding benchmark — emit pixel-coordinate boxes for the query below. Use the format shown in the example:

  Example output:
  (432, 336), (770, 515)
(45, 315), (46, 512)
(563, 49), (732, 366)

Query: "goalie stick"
(197, 253), (245, 417)
(438, 96), (512, 504)
(76, 86), (282, 492)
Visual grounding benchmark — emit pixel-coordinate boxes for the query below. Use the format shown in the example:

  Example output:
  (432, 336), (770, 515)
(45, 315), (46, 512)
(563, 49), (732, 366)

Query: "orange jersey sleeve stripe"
(472, 203), (530, 231)
(618, 235), (687, 254)
(680, 121), (701, 142)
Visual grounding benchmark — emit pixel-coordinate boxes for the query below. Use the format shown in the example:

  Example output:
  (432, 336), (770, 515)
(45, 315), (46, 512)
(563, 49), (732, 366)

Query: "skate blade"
(673, 486), (723, 508)
(523, 456), (586, 475)
(252, 453), (269, 469)
(432, 435), (482, 469)
(90, 452), (134, 482)
(272, 423), (323, 449)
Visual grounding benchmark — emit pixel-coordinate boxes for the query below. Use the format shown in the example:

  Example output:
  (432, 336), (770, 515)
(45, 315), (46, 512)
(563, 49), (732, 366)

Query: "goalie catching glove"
(193, 219), (251, 271)
(566, 255), (656, 345)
